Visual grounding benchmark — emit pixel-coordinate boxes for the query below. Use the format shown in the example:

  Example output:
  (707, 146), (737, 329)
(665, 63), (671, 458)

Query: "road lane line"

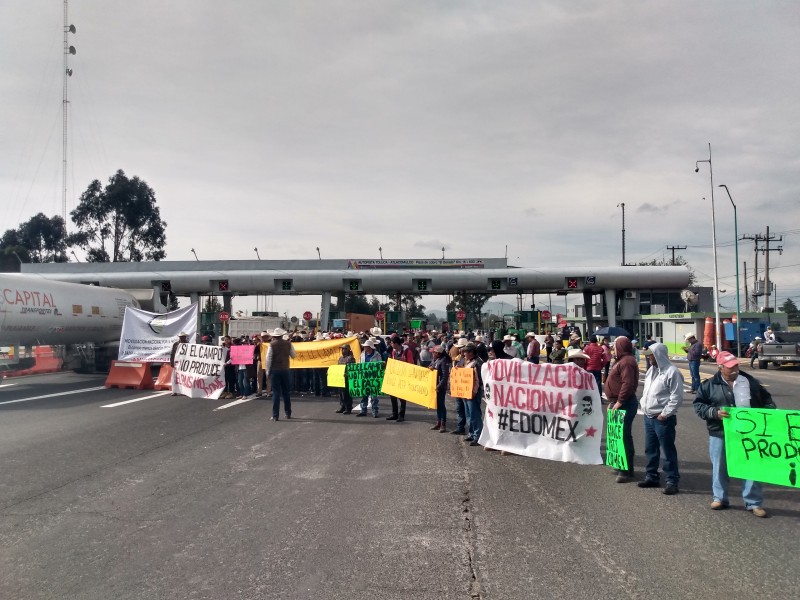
(215, 396), (255, 410)
(101, 391), (172, 408)
(0, 383), (17, 388)
(0, 386), (107, 406)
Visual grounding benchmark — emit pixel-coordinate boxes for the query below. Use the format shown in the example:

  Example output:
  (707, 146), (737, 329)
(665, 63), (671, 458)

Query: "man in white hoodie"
(637, 342), (684, 495)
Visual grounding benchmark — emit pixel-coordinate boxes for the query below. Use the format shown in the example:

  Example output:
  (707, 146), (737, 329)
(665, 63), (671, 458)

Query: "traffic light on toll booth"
(218, 280), (229, 292)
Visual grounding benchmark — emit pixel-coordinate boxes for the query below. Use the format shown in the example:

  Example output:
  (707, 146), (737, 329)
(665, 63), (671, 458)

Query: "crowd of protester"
(179, 322), (775, 518)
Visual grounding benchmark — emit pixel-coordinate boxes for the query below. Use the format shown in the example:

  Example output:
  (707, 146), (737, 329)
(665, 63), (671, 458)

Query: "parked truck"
(758, 331), (800, 369)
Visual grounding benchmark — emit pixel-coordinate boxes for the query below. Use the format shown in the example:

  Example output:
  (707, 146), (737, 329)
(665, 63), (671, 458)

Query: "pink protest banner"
(230, 345), (254, 365)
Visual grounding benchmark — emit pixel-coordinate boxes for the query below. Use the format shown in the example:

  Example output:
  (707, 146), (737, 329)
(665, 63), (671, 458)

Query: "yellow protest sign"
(449, 366), (474, 399)
(380, 358), (436, 409)
(327, 364), (346, 388)
(289, 337), (361, 369)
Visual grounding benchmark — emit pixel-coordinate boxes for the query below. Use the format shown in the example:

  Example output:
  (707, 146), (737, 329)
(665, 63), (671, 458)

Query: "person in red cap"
(693, 350), (775, 517)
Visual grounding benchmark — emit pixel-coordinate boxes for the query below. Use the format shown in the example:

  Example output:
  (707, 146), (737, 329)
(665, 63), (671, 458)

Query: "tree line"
(1, 169), (166, 270)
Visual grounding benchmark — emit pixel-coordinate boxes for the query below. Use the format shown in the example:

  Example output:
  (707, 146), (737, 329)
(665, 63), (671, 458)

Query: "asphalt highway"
(1, 360), (798, 600)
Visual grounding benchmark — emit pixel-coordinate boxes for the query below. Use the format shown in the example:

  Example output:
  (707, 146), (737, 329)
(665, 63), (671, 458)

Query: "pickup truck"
(758, 332), (800, 369)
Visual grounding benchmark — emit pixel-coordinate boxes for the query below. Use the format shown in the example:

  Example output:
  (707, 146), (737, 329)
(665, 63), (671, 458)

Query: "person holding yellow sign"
(459, 343), (484, 446)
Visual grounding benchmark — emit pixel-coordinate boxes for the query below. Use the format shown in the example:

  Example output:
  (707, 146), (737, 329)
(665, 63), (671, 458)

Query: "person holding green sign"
(605, 336), (640, 483)
(693, 351), (775, 517)
(356, 339), (383, 418)
(637, 343), (683, 495)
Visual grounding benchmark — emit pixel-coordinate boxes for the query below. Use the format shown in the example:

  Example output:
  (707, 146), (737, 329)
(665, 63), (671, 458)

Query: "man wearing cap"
(356, 339), (383, 417)
(266, 327), (296, 421)
(684, 332), (704, 393)
(693, 351), (775, 517)
(638, 343), (684, 495)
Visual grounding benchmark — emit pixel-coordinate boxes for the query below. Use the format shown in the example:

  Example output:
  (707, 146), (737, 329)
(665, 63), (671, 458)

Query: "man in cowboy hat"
(356, 339), (383, 417)
(265, 327), (296, 421)
(567, 347), (590, 369)
(502, 335), (520, 358)
(525, 332), (541, 364)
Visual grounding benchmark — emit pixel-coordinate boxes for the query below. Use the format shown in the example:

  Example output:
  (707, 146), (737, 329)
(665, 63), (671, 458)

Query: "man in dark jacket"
(605, 336), (639, 483)
(693, 351), (774, 517)
(266, 327), (296, 421)
(684, 332), (704, 392)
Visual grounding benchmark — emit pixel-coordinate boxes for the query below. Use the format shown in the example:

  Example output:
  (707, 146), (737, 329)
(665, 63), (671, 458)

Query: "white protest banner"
(477, 358), (602, 464)
(171, 343), (226, 399)
(118, 304), (198, 362)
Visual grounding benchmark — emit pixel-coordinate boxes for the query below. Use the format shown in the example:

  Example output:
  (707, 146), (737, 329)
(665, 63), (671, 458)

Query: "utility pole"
(743, 261), (749, 312)
(62, 1), (77, 228)
(617, 203), (626, 266)
(666, 245), (687, 266)
(742, 228), (783, 310)
(741, 233), (761, 306)
(760, 226), (783, 312)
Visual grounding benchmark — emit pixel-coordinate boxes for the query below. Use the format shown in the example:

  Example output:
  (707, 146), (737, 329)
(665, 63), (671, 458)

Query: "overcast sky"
(2, 1), (798, 318)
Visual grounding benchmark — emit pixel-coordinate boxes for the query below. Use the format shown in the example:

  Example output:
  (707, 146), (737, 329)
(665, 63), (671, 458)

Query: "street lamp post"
(695, 143), (721, 349)
(718, 184), (741, 357)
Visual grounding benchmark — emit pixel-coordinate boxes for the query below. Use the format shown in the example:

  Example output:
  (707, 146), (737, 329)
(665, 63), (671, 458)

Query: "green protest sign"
(346, 362), (385, 397)
(605, 409), (628, 471)
(723, 407), (800, 488)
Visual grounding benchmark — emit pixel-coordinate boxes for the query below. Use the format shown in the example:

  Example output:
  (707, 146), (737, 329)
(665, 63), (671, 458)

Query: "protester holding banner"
(430, 345), (451, 432)
(266, 327), (296, 421)
(638, 343), (684, 495)
(460, 343), (484, 446)
(170, 332), (189, 367)
(693, 351), (775, 517)
(387, 337), (414, 422)
(336, 344), (356, 414)
(449, 341), (468, 436)
(169, 332), (189, 396)
(254, 332), (270, 398)
(605, 336), (639, 483)
(234, 339), (252, 399)
(357, 339), (383, 417)
(222, 336), (236, 399)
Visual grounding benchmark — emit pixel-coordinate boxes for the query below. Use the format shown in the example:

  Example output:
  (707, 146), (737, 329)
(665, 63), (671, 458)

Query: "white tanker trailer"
(0, 273), (140, 372)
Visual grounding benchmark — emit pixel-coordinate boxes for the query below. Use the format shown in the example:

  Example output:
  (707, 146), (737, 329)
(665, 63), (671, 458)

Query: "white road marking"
(215, 396), (255, 410)
(0, 383), (17, 388)
(0, 385), (107, 406)
(101, 391), (172, 408)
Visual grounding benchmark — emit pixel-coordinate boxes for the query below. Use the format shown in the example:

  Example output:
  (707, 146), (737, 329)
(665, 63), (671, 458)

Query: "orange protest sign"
(449, 366), (474, 399)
